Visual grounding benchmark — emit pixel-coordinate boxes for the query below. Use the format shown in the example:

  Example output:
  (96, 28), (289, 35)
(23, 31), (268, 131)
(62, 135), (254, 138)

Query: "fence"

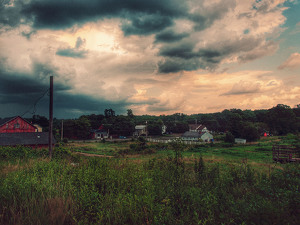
(146, 138), (205, 146)
(272, 145), (300, 163)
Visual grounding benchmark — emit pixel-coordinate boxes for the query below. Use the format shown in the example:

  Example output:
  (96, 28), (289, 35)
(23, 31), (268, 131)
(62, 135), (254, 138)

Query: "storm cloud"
(21, 0), (187, 30)
(1, 0), (242, 73)
(0, 62), (130, 118)
(1, 0), (298, 117)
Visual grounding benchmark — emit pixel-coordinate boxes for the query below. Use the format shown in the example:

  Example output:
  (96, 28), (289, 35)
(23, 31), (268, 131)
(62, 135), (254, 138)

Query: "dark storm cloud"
(0, 72), (47, 96)
(189, 0), (236, 31)
(1, 0), (279, 75)
(56, 48), (87, 58)
(159, 42), (222, 60)
(0, 0), (24, 28)
(158, 43), (223, 72)
(155, 30), (189, 43)
(159, 42), (196, 59)
(158, 36), (267, 73)
(20, 0), (187, 31)
(0, 63), (69, 100)
(53, 93), (129, 117)
(0, 63), (132, 118)
(158, 58), (204, 73)
(121, 13), (173, 36)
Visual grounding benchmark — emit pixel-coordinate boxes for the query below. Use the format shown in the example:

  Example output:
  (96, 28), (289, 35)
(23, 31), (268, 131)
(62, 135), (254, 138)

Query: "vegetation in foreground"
(0, 143), (299, 225)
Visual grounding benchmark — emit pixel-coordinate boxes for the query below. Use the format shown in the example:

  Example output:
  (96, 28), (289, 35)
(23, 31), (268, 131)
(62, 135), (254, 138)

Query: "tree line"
(25, 104), (300, 141)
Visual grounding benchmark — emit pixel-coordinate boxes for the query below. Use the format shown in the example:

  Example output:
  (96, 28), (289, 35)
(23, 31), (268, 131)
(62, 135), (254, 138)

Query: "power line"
(20, 89), (49, 117)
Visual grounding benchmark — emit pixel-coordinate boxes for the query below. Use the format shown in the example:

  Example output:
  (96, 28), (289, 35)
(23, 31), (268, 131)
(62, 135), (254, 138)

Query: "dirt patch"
(74, 152), (113, 158)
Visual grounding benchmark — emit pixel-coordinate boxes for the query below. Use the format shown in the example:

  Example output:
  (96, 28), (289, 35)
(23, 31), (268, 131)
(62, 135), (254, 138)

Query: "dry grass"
(46, 197), (74, 225)
(1, 158), (50, 176)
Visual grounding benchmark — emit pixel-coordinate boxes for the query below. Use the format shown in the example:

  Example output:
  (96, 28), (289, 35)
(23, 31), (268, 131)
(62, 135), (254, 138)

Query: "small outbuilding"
(235, 138), (246, 144)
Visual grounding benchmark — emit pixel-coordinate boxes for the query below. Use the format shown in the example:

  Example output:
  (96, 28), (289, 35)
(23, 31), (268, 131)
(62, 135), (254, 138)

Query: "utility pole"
(61, 120), (63, 141)
(49, 76), (53, 158)
(146, 121), (148, 138)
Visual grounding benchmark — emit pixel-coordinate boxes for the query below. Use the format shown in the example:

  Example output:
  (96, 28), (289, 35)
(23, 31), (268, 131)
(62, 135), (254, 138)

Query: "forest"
(25, 104), (300, 141)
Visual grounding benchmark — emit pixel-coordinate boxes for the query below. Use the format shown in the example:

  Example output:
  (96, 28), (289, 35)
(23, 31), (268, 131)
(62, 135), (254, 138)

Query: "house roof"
(135, 125), (146, 129)
(0, 116), (36, 128)
(92, 129), (108, 133)
(182, 131), (211, 138)
(182, 131), (202, 138)
(188, 124), (206, 131)
(0, 132), (56, 146)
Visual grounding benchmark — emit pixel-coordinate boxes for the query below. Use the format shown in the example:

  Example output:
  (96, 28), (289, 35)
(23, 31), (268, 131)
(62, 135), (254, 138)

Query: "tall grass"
(0, 146), (299, 224)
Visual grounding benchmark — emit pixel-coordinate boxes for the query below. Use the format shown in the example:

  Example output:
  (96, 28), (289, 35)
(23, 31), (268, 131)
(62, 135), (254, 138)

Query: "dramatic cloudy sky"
(1, 0), (300, 118)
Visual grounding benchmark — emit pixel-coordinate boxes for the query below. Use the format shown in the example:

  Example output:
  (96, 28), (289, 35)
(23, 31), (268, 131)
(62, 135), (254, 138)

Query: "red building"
(0, 116), (56, 148)
(0, 116), (36, 133)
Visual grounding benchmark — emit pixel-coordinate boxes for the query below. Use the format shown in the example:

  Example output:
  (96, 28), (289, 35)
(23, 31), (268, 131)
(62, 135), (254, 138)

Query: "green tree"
(225, 132), (235, 143)
(74, 116), (91, 139)
(127, 109), (134, 118)
(147, 121), (162, 135)
(240, 122), (260, 142)
(31, 115), (49, 130)
(267, 104), (297, 135)
(110, 116), (135, 136)
(104, 108), (115, 118)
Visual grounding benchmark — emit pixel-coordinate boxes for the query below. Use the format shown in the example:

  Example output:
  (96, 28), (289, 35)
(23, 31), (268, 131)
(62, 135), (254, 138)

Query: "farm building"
(182, 131), (213, 142)
(33, 124), (43, 132)
(0, 132), (56, 148)
(134, 125), (148, 136)
(235, 138), (247, 144)
(162, 125), (167, 134)
(91, 125), (109, 139)
(0, 116), (37, 133)
(188, 124), (209, 133)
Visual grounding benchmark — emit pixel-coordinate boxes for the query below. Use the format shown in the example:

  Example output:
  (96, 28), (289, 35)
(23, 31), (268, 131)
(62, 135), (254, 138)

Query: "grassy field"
(68, 136), (281, 163)
(0, 135), (299, 224)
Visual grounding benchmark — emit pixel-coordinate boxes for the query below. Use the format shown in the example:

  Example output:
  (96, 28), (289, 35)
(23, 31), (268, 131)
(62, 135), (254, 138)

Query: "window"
(14, 123), (20, 129)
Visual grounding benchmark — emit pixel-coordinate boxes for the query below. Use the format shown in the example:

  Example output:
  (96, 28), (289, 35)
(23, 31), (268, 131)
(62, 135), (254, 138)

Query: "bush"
(224, 132), (235, 143)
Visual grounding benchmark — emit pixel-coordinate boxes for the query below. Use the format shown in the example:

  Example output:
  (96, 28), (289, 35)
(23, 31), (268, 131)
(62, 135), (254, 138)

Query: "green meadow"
(0, 135), (299, 225)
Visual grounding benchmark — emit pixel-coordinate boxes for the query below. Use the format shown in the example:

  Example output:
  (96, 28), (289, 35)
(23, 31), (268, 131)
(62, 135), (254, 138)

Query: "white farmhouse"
(182, 131), (213, 142)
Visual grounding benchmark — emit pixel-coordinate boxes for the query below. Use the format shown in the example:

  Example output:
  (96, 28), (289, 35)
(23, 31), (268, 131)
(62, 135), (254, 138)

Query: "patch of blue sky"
(243, 29), (250, 34)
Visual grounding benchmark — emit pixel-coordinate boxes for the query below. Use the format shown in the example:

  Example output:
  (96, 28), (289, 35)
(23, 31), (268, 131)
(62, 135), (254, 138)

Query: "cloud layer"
(0, 0), (299, 118)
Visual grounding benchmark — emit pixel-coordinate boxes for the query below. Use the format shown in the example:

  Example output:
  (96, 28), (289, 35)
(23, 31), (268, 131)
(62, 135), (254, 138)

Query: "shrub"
(225, 132), (235, 143)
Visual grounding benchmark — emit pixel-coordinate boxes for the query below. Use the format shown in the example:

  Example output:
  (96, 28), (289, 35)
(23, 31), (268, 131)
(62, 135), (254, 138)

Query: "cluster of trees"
(25, 104), (300, 141)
